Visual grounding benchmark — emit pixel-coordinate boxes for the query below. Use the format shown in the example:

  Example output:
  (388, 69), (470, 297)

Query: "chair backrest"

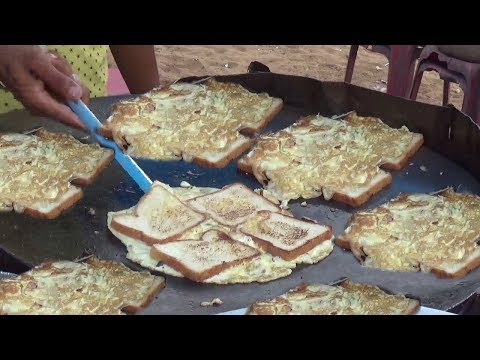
(436, 46), (480, 64)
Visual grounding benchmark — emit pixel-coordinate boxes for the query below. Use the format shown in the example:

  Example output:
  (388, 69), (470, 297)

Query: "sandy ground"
(109, 45), (463, 109)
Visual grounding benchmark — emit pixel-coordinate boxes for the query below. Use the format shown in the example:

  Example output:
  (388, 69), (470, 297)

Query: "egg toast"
(102, 79), (283, 168)
(238, 112), (423, 206)
(0, 256), (164, 315)
(248, 279), (420, 315)
(0, 130), (113, 219)
(337, 188), (480, 278)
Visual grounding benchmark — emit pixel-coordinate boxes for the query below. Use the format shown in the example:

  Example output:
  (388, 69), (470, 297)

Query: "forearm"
(110, 45), (160, 94)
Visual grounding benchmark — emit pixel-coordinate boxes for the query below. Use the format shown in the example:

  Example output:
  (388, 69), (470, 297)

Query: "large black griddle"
(1, 72), (480, 314)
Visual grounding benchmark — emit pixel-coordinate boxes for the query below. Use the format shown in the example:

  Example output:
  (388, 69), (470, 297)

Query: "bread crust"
(381, 135), (424, 170)
(191, 138), (253, 168)
(22, 188), (84, 220)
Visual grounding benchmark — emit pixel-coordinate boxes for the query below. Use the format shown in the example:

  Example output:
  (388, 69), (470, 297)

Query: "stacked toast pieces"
(0, 130), (113, 219)
(108, 181), (334, 284)
(0, 257), (164, 315)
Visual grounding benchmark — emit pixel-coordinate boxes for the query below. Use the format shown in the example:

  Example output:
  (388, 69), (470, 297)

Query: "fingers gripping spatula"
(67, 100), (152, 193)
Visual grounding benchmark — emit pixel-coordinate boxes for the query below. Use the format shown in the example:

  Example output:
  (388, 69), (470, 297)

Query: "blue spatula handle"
(67, 100), (152, 193)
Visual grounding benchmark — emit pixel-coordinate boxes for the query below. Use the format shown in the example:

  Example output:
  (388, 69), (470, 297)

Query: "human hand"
(0, 45), (90, 129)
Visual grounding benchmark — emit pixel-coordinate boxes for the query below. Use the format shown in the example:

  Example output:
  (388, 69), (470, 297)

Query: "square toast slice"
(187, 183), (280, 226)
(239, 211), (333, 261)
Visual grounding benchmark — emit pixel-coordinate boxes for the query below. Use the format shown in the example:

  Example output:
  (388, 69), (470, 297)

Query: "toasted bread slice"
(0, 130), (113, 219)
(238, 112), (423, 206)
(0, 257), (164, 315)
(103, 79), (283, 168)
(248, 279), (420, 315)
(111, 183), (205, 245)
(337, 188), (480, 278)
(150, 230), (261, 282)
(187, 183), (280, 226)
(239, 211), (333, 260)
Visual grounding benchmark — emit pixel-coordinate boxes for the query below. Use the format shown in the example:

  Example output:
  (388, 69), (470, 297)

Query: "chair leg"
(387, 45), (417, 97)
(345, 45), (359, 83)
(442, 81), (450, 106)
(461, 73), (480, 124)
(410, 64), (425, 101)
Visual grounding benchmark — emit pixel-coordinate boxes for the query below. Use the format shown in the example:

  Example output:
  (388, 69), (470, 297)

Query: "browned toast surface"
(239, 211), (333, 261)
(151, 230), (261, 282)
(187, 183), (280, 226)
(111, 183), (205, 245)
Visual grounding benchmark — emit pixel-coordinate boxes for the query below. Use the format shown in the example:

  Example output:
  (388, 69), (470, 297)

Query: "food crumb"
(301, 216), (318, 224)
(88, 208), (96, 216)
(409, 162), (414, 166)
(300, 201), (307, 207)
(201, 298), (223, 307)
(440, 172), (443, 175)
(420, 165), (428, 172)
(280, 200), (289, 210)
(94, 231), (99, 235)
(180, 181), (192, 188)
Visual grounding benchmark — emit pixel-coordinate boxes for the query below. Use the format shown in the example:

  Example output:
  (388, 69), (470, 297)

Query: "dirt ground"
(109, 45), (464, 109)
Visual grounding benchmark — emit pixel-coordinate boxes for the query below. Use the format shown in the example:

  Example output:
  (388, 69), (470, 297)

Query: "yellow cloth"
(0, 45), (108, 114)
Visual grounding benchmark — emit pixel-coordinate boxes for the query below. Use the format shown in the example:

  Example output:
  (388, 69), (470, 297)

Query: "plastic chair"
(107, 68), (130, 96)
(410, 45), (480, 124)
(345, 45), (423, 98)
